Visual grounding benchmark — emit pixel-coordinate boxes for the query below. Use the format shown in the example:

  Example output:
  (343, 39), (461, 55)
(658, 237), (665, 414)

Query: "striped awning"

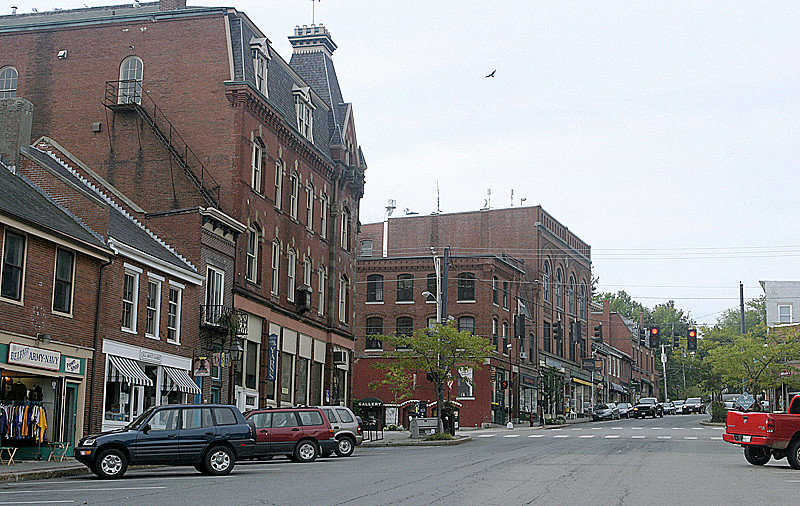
(163, 366), (201, 395)
(108, 355), (153, 386)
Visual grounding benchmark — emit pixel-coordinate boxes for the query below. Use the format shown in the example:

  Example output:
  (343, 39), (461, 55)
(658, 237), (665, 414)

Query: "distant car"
(684, 397), (704, 414)
(673, 400), (685, 414)
(244, 407), (336, 463)
(593, 403), (620, 421)
(616, 403), (632, 418)
(316, 406), (363, 457)
(632, 397), (663, 418)
(663, 401), (676, 415)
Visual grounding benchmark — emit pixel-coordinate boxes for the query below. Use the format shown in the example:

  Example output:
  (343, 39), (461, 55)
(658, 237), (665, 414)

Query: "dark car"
(632, 397), (663, 418)
(74, 404), (255, 479)
(244, 407), (336, 462)
(684, 397), (704, 414)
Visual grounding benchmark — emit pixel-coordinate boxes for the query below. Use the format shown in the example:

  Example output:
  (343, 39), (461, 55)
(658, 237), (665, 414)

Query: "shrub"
(711, 401), (726, 423)
(423, 432), (454, 441)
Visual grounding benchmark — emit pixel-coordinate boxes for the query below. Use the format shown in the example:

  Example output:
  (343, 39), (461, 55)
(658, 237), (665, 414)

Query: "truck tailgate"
(725, 411), (770, 444)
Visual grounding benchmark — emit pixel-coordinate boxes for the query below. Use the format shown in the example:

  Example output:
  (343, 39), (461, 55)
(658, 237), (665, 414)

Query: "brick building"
(353, 206), (594, 425)
(0, 0), (365, 413)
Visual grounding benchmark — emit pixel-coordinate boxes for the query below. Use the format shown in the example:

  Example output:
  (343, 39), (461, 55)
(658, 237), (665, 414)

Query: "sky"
(4, 0), (800, 325)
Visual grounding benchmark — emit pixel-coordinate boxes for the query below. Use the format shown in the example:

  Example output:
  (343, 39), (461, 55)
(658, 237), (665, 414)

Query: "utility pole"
(435, 246), (450, 433)
(661, 344), (668, 401)
(739, 281), (746, 334)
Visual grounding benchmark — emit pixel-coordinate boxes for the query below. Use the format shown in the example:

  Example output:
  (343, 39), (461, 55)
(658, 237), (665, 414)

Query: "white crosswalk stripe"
(605, 435), (619, 439)
(692, 427), (705, 430)
(658, 436), (671, 439)
(632, 427), (643, 430)
(631, 435), (646, 439)
(684, 436), (698, 440)
(478, 434), (495, 438)
(529, 434), (544, 438)
(579, 435), (594, 438)
(553, 435), (569, 438)
(612, 427), (622, 430)
(503, 435), (520, 438)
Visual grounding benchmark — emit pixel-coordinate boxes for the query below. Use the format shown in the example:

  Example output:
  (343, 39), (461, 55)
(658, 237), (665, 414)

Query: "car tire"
(744, 446), (771, 466)
(204, 446), (235, 476)
(94, 448), (128, 479)
(294, 440), (319, 463)
(194, 464), (208, 474)
(335, 436), (355, 457)
(787, 440), (800, 470)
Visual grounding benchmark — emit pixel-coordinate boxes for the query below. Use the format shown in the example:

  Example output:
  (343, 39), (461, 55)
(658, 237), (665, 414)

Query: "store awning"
(611, 382), (625, 393)
(572, 378), (593, 387)
(163, 366), (201, 395)
(108, 355), (153, 386)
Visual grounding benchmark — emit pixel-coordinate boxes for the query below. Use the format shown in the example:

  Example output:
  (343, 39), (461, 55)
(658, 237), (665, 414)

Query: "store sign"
(64, 357), (81, 374)
(139, 350), (162, 364)
(267, 333), (278, 381)
(8, 343), (61, 371)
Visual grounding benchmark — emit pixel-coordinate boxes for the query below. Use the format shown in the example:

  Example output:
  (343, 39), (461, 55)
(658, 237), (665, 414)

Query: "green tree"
(592, 290), (648, 321)
(714, 295), (766, 334)
(370, 322), (495, 432)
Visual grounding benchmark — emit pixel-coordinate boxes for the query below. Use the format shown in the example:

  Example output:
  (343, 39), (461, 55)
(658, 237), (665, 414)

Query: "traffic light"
(501, 380), (509, 389)
(650, 326), (660, 347)
(639, 326), (646, 346)
(672, 332), (680, 348)
(687, 328), (697, 351)
(572, 321), (581, 342)
(552, 321), (562, 340)
(593, 324), (603, 343)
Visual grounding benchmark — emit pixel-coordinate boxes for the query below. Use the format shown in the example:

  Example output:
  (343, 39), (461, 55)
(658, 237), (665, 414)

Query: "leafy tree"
(368, 363), (413, 403)
(714, 295), (766, 334)
(592, 290), (648, 322)
(369, 322), (495, 432)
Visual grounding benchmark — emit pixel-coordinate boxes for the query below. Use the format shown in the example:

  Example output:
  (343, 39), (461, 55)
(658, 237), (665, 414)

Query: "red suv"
(244, 407), (336, 462)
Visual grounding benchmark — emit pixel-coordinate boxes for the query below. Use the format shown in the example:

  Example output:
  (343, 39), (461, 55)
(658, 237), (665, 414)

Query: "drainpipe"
(89, 258), (113, 434)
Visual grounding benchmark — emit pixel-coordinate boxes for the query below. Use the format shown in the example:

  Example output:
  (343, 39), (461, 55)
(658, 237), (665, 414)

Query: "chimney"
(288, 24), (337, 56)
(0, 98), (33, 172)
(11, 6), (17, 15)
(159, 0), (186, 11)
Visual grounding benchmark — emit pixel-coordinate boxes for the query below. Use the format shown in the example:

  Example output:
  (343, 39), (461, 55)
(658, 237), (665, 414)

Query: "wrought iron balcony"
(200, 305), (248, 336)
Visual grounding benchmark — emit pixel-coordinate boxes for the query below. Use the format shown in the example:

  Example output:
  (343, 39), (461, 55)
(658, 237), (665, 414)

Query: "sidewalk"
(0, 458), (89, 483)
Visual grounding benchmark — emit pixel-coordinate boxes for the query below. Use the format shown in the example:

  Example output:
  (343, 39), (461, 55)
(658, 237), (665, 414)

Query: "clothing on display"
(0, 402), (48, 443)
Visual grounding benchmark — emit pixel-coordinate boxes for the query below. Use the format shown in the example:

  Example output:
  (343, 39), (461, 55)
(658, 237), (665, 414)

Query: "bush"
(544, 415), (566, 425)
(711, 401), (726, 423)
(385, 424), (402, 431)
(423, 432), (454, 441)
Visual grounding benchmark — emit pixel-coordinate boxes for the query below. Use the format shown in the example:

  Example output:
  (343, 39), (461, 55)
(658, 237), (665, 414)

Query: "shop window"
(0, 66), (18, 98)
(1, 230), (25, 302)
(296, 357), (309, 405)
(52, 248), (74, 314)
(397, 274), (414, 302)
(365, 317), (383, 350)
(310, 361), (323, 405)
(245, 340), (258, 390)
(167, 284), (182, 344)
(457, 367), (474, 398)
(281, 352), (294, 403)
(145, 278), (161, 339)
(122, 269), (139, 332)
(457, 272), (475, 302)
(366, 274), (383, 303)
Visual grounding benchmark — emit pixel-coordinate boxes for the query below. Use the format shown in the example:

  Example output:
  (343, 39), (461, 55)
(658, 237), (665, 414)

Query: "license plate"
(742, 435), (751, 442)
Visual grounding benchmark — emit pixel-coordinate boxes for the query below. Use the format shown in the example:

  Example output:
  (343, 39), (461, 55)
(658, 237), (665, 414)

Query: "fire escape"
(103, 80), (221, 208)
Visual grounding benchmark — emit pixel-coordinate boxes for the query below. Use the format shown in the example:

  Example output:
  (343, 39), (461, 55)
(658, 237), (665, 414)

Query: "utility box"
(410, 417), (439, 438)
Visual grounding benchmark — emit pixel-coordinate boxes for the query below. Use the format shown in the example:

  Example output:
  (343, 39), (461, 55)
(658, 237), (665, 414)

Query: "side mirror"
(142, 423), (151, 434)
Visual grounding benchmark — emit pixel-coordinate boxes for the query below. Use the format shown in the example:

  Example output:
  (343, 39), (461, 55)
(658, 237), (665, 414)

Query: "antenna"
(487, 189), (491, 209)
(436, 180), (441, 214)
(511, 189), (514, 206)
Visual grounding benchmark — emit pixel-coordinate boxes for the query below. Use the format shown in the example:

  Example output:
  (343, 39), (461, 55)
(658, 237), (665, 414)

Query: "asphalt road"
(0, 414), (796, 505)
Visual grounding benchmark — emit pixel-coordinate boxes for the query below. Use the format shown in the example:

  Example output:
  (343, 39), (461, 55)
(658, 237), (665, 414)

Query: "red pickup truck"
(724, 395), (800, 468)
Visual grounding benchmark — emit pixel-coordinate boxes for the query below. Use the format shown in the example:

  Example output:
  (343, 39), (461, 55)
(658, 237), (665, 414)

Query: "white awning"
(163, 366), (201, 395)
(108, 355), (153, 386)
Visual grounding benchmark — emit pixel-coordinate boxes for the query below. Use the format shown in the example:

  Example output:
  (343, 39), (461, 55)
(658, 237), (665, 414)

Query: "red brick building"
(0, 0), (365, 414)
(353, 206), (594, 426)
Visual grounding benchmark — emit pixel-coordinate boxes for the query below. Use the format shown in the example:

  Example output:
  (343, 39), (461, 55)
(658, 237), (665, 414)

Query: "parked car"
(632, 397), (663, 418)
(673, 400), (686, 414)
(662, 401), (676, 415)
(244, 407), (336, 463)
(592, 403), (620, 421)
(724, 394), (800, 467)
(74, 404), (255, 479)
(684, 397), (704, 414)
(616, 403), (632, 418)
(316, 406), (363, 457)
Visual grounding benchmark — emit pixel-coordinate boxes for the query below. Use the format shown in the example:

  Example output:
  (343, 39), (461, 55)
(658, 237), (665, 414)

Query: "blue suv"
(75, 404), (255, 479)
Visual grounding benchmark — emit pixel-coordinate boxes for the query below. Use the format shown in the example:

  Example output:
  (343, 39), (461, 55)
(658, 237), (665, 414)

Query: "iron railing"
(199, 305), (248, 336)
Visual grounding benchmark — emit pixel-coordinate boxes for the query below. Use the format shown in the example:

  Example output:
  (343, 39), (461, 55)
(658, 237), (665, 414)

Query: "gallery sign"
(8, 343), (61, 371)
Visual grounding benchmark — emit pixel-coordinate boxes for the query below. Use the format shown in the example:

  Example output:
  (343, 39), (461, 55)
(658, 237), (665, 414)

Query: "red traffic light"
(501, 380), (509, 389)
(650, 327), (659, 336)
(687, 329), (697, 338)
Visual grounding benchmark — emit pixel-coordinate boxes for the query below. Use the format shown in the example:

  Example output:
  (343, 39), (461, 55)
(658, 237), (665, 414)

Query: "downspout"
(89, 258), (113, 434)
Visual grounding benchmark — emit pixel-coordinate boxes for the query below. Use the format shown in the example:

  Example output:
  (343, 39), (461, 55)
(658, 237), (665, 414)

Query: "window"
(779, 304), (792, 324)
(426, 273), (437, 302)
(289, 173), (299, 220)
(271, 241), (280, 296)
(542, 260), (551, 303)
(366, 274), (383, 303)
(396, 316), (413, 337)
(167, 285), (182, 344)
(298, 410), (323, 426)
(182, 408), (214, 429)
(457, 367), (474, 398)
(246, 226), (259, 283)
(145, 278), (161, 338)
(287, 249), (296, 302)
(341, 207), (351, 250)
(360, 240), (373, 257)
(1, 231), (25, 302)
(555, 267), (563, 309)
(458, 316), (475, 334)
(205, 266), (224, 323)
(274, 160), (283, 209)
(568, 275), (576, 315)
(502, 281), (509, 310)
(397, 274), (414, 302)
(492, 318), (498, 347)
(53, 248), (74, 314)
(320, 194), (329, 240)
(213, 407), (238, 425)
(306, 184), (314, 230)
(339, 276), (348, 323)
(303, 258), (312, 287)
(502, 321), (508, 355)
(580, 284), (587, 320)
(365, 317), (383, 350)
(492, 277), (499, 305)
(252, 44), (268, 95)
(543, 321), (551, 353)
(122, 270), (139, 331)
(281, 352), (294, 403)
(118, 56), (143, 104)
(0, 66), (18, 99)
(293, 86), (314, 141)
(457, 272), (475, 301)
(250, 139), (263, 192)
(148, 408), (179, 431)
(245, 340), (258, 389)
(318, 267), (326, 316)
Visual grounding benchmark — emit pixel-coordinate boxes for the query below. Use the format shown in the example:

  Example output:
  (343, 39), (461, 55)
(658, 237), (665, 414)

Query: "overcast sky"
(5, 1), (800, 325)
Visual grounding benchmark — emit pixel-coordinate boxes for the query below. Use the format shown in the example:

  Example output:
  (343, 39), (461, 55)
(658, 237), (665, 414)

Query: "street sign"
(595, 359), (603, 371)
(737, 393), (755, 410)
(581, 358), (595, 371)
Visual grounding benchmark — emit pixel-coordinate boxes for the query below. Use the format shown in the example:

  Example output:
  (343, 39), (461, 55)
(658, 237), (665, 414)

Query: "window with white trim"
(365, 317), (383, 350)
(293, 86), (314, 142)
(287, 249), (296, 302)
(145, 278), (161, 338)
(1, 230), (25, 302)
(320, 194), (329, 240)
(274, 160), (283, 209)
(318, 266), (326, 316)
(205, 266), (224, 324)
(339, 276), (348, 323)
(492, 276), (499, 305)
(271, 241), (280, 296)
(366, 275), (384, 303)
(779, 304), (792, 324)
(122, 270), (139, 332)
(502, 321), (508, 355)
(542, 260), (551, 303)
(289, 173), (299, 220)
(167, 285), (182, 344)
(53, 248), (74, 314)
(568, 275), (576, 315)
(250, 38), (269, 96)
(340, 207), (351, 250)
(555, 267), (563, 309)
(306, 184), (314, 231)
(0, 66), (18, 99)
(303, 258), (312, 287)
(246, 226), (259, 283)
(457, 367), (474, 398)
(251, 139), (263, 192)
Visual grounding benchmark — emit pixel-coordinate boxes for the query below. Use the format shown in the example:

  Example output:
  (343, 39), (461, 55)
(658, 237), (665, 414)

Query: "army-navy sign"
(8, 343), (61, 371)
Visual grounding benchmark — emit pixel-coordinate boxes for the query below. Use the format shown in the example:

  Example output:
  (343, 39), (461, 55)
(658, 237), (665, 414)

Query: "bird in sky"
(485, 70), (496, 78)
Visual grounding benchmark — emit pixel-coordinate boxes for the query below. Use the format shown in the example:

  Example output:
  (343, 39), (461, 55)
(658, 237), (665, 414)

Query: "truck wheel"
(335, 436), (355, 457)
(788, 440), (800, 470)
(744, 446), (771, 466)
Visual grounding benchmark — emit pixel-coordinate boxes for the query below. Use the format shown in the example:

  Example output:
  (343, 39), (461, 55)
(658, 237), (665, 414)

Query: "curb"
(363, 436), (472, 447)
(700, 420), (725, 427)
(0, 466), (89, 483)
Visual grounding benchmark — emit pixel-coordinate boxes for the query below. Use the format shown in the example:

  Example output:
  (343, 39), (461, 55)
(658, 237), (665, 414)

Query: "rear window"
(639, 398), (656, 405)
(596, 404), (609, 410)
(298, 411), (324, 426)
(213, 407), (238, 425)
(687, 398), (701, 403)
(272, 412), (299, 427)
(335, 408), (354, 423)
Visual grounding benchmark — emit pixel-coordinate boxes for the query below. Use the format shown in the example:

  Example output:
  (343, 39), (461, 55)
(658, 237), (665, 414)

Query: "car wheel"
(335, 436), (355, 457)
(787, 440), (800, 470)
(204, 446), (235, 476)
(744, 446), (771, 466)
(294, 440), (319, 463)
(95, 448), (128, 479)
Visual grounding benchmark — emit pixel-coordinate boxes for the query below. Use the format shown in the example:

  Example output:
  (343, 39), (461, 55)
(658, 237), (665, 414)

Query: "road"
(0, 414), (796, 505)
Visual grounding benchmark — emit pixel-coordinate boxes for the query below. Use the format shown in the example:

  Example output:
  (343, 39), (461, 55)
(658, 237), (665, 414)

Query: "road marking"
(604, 435), (620, 439)
(692, 427), (705, 430)
(478, 434), (495, 438)
(0, 501), (73, 505)
(0, 487), (166, 495)
(553, 435), (569, 438)
(684, 437), (698, 440)
(658, 436), (671, 439)
(529, 434), (544, 438)
(591, 427), (603, 430)
(611, 427), (622, 430)
(632, 427), (643, 430)
(579, 435), (594, 438)
(551, 428), (563, 431)
(503, 434), (520, 438)
(673, 427), (684, 430)
(652, 427), (664, 430)
(571, 428), (583, 431)
(631, 435), (646, 439)
(710, 437), (723, 440)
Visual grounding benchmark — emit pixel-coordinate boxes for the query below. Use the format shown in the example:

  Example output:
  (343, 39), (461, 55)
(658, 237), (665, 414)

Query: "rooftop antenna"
(511, 189), (514, 206)
(487, 188), (491, 209)
(311, 0), (320, 24)
(436, 180), (441, 214)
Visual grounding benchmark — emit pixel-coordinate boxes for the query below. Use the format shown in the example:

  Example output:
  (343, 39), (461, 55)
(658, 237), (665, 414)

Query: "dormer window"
(250, 37), (270, 97)
(292, 85), (314, 142)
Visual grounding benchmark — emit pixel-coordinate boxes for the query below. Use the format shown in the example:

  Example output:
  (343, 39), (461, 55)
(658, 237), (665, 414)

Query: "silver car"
(317, 406), (363, 457)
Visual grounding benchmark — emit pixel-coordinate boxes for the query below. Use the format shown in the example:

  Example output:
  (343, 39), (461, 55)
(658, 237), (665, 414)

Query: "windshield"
(126, 407), (156, 430)
(674, 401), (684, 405)
(687, 398), (701, 403)
(639, 398), (656, 405)
(596, 404), (609, 410)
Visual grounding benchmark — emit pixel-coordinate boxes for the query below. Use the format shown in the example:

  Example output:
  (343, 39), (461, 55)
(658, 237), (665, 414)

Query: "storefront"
(520, 374), (538, 423)
(571, 377), (593, 415)
(101, 339), (200, 432)
(0, 337), (90, 458)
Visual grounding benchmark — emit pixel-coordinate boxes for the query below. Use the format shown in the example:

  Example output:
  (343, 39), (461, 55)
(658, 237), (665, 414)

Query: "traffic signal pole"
(661, 344), (668, 401)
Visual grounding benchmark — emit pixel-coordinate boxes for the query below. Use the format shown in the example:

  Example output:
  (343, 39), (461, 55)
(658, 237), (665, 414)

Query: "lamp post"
(227, 338), (244, 407)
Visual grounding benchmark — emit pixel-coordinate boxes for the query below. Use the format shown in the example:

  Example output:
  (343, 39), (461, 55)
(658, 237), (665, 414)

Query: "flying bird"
(485, 70), (496, 78)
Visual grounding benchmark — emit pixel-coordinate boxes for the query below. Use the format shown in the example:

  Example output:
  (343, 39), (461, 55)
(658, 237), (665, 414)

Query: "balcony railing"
(200, 305), (248, 336)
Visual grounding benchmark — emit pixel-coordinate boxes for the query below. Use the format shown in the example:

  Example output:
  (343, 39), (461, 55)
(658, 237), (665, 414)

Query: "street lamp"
(227, 338), (244, 363)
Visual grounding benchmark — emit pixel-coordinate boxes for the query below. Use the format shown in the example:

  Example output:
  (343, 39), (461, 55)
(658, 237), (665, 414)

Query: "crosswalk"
(472, 426), (724, 441)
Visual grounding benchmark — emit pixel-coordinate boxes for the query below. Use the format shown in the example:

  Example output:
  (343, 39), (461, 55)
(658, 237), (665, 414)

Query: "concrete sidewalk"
(0, 458), (89, 483)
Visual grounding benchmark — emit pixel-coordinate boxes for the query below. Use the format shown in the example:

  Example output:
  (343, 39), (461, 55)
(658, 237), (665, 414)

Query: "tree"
(714, 295), (766, 334)
(592, 290), (648, 322)
(370, 322), (495, 432)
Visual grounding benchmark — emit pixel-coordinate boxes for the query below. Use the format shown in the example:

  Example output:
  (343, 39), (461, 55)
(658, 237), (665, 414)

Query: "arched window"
(555, 267), (563, 309)
(458, 316), (475, 334)
(118, 56), (143, 104)
(397, 273), (414, 302)
(270, 241), (280, 295)
(250, 139), (264, 192)
(580, 284), (587, 320)
(568, 275), (576, 315)
(246, 225), (260, 283)
(492, 318), (499, 347)
(396, 316), (413, 336)
(366, 274), (383, 303)
(503, 281), (509, 309)
(287, 249), (296, 302)
(365, 317), (383, 350)
(289, 172), (299, 220)
(542, 260), (551, 303)
(457, 272), (475, 301)
(426, 273), (437, 301)
(0, 66), (18, 99)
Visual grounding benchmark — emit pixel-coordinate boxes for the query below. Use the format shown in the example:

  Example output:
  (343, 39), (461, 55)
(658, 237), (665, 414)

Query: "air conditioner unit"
(295, 285), (312, 313)
(519, 351), (528, 360)
(332, 350), (347, 365)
